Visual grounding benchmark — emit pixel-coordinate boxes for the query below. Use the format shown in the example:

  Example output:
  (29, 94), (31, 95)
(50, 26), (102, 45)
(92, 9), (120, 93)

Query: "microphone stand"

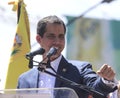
(37, 56), (107, 98)
(28, 56), (33, 68)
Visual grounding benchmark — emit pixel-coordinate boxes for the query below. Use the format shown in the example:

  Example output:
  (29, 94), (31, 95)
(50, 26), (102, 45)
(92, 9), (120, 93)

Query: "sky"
(0, 0), (120, 89)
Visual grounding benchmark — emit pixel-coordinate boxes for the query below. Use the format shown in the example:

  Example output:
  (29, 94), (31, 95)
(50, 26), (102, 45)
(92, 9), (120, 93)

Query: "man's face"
(36, 23), (65, 60)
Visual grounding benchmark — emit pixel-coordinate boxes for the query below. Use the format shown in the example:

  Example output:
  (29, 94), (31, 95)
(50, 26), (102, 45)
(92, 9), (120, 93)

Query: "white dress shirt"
(39, 55), (62, 88)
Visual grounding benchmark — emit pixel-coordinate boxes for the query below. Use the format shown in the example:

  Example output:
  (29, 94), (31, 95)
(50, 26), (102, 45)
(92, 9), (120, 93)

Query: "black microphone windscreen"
(26, 48), (45, 58)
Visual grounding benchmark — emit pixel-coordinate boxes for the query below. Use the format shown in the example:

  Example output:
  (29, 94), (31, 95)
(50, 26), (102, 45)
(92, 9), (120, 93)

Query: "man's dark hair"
(37, 15), (66, 37)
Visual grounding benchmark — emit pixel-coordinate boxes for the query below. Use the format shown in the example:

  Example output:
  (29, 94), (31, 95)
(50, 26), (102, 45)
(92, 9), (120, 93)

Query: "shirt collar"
(50, 55), (62, 71)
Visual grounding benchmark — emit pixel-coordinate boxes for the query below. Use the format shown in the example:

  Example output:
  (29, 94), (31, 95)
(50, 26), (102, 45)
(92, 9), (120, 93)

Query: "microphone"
(46, 47), (57, 58)
(26, 48), (45, 58)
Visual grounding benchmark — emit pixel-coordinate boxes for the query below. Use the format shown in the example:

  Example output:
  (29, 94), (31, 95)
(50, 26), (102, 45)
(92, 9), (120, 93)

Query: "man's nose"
(52, 36), (62, 44)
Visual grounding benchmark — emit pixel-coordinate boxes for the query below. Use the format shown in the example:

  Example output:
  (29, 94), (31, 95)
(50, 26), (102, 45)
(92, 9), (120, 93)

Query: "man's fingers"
(97, 64), (108, 76)
(99, 64), (108, 73)
(97, 64), (115, 81)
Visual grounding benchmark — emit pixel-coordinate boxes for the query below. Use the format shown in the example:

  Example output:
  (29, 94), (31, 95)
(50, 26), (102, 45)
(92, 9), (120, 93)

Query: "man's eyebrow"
(45, 33), (54, 35)
(45, 32), (65, 35)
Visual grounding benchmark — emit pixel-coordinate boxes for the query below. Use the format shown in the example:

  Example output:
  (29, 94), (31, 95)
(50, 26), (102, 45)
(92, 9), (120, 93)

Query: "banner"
(66, 16), (120, 79)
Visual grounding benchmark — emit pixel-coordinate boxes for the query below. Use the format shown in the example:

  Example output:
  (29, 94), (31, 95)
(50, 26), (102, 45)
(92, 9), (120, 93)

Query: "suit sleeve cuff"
(102, 78), (118, 88)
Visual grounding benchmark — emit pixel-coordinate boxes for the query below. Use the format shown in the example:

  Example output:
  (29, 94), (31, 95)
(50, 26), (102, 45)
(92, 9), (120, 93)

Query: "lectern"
(0, 87), (78, 98)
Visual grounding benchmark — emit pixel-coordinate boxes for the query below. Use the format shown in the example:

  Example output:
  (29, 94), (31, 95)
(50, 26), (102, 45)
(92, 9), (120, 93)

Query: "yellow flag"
(5, 0), (31, 89)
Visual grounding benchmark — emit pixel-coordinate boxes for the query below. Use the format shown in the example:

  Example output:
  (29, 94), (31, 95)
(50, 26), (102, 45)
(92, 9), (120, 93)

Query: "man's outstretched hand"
(97, 64), (115, 81)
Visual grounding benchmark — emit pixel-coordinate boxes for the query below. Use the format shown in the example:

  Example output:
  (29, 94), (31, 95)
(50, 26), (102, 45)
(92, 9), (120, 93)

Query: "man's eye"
(59, 35), (65, 39)
(47, 35), (55, 39)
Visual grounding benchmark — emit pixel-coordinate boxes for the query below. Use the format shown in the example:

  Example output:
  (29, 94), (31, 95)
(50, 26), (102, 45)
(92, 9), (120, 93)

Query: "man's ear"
(36, 34), (41, 43)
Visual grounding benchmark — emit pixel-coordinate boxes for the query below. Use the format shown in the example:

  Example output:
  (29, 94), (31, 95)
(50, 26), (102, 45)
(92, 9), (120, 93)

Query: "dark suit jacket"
(17, 56), (115, 98)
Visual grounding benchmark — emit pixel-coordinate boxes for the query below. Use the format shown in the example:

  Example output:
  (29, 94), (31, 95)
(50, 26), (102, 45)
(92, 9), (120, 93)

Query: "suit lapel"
(55, 56), (69, 87)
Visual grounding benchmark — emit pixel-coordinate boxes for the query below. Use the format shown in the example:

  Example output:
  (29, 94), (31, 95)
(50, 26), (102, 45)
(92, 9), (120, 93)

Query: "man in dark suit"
(17, 15), (117, 98)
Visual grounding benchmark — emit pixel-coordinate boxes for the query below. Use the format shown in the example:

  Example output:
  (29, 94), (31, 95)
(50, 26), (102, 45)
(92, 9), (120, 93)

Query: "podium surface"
(0, 87), (78, 98)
